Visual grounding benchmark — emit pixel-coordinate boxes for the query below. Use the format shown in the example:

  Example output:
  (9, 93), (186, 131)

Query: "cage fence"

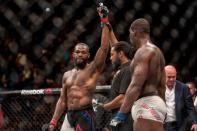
(0, 87), (111, 131)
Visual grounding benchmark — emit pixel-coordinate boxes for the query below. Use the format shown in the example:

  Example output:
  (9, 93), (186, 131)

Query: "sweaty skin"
(49, 26), (109, 131)
(120, 25), (166, 115)
(119, 18), (166, 131)
(64, 66), (100, 110)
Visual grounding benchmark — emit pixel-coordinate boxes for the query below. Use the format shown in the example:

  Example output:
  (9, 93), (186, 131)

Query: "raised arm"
(109, 29), (118, 46)
(92, 24), (110, 72)
(97, 5), (118, 46)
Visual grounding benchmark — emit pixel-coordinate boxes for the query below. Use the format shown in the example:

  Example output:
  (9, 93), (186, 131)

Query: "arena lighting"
(175, 0), (185, 5)
(0, 1), (197, 130)
(171, 51), (181, 63)
(179, 18), (186, 28)
(0, 0), (196, 93)
(153, 26), (162, 37)
(170, 28), (179, 39)
(162, 40), (172, 53)
(151, 1), (159, 13)
(161, 15), (170, 26)
(180, 41), (188, 52)
(114, 0), (124, 9)
(133, 1), (142, 11)
(169, 4), (177, 16)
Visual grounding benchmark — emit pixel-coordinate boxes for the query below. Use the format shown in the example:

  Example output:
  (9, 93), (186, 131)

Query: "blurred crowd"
(0, 0), (197, 130)
(0, 36), (113, 92)
(0, 37), (69, 91)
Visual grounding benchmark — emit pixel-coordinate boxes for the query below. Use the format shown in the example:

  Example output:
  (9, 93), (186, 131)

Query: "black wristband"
(101, 23), (112, 31)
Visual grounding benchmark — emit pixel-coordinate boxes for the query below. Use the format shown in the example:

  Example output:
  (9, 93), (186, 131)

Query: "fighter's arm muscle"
(104, 94), (125, 110)
(109, 29), (118, 46)
(120, 48), (152, 113)
(51, 72), (68, 121)
(92, 26), (110, 72)
(158, 69), (166, 101)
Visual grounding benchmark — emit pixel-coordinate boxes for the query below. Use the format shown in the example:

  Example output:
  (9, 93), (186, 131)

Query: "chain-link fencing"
(0, 87), (112, 131)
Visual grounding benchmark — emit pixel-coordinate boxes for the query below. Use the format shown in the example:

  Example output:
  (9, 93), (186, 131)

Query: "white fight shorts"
(60, 114), (75, 131)
(131, 96), (167, 123)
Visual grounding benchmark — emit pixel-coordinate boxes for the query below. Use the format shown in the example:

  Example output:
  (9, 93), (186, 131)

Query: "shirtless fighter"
(47, 26), (110, 130)
(110, 18), (167, 131)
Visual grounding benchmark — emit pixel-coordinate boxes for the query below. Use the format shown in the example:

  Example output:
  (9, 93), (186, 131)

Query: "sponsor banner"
(21, 89), (44, 95)
(44, 88), (53, 95)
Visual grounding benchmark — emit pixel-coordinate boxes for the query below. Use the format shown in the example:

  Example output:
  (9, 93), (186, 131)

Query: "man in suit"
(164, 65), (197, 131)
(186, 82), (197, 110)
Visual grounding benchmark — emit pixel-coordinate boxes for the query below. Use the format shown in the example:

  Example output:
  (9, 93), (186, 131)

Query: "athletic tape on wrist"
(117, 111), (127, 120)
(50, 119), (57, 127)
(101, 17), (109, 23)
(101, 23), (112, 31)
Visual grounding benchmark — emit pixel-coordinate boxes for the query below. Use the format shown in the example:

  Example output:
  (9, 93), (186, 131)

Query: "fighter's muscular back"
(62, 64), (100, 110)
(130, 41), (166, 99)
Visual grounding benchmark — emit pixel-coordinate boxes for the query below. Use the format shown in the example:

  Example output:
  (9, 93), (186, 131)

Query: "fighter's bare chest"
(65, 70), (89, 86)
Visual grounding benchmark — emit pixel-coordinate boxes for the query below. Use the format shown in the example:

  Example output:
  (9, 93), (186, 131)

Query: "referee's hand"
(42, 123), (49, 131)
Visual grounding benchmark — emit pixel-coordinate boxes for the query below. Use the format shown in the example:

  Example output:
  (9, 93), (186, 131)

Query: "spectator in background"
(164, 65), (197, 131)
(186, 82), (197, 110)
(182, 82), (197, 131)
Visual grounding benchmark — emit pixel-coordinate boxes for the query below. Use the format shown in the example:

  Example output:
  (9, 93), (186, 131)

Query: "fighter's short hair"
(112, 41), (135, 59)
(130, 18), (150, 34)
(75, 42), (90, 52)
